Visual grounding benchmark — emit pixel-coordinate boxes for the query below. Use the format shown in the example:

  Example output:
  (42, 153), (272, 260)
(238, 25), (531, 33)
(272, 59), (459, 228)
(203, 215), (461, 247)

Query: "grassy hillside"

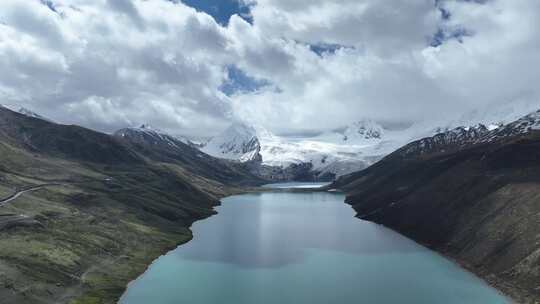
(0, 107), (259, 304)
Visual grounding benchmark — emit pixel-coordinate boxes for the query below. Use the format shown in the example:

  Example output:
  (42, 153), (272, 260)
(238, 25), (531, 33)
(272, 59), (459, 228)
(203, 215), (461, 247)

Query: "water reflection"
(178, 192), (422, 268)
(262, 182), (330, 189)
(120, 190), (509, 304)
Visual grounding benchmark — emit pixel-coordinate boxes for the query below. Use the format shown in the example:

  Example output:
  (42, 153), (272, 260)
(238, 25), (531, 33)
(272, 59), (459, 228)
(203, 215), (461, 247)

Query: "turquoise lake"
(119, 184), (509, 304)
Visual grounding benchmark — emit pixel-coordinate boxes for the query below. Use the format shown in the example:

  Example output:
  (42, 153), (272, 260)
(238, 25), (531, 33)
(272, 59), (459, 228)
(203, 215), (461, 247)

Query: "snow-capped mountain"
(397, 109), (540, 157)
(448, 98), (540, 131)
(1, 105), (52, 122)
(398, 124), (490, 156)
(257, 123), (388, 177)
(202, 123), (262, 162)
(115, 124), (197, 148)
(482, 109), (540, 141)
(200, 102), (540, 180)
(202, 119), (400, 178)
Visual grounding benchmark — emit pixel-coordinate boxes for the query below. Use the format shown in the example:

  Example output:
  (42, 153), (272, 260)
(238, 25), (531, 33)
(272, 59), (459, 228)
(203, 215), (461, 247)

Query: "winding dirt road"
(0, 184), (59, 207)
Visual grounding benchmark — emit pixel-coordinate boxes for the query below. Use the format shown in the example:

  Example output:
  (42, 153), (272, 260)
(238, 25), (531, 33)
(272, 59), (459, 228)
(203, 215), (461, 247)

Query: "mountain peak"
(202, 121), (262, 162)
(1, 105), (52, 122)
(397, 124), (491, 156)
(482, 109), (540, 141)
(139, 124), (153, 130)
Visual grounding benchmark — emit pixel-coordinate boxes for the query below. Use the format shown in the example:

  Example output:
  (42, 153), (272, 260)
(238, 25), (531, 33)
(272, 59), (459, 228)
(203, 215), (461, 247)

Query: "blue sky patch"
(309, 43), (348, 57)
(430, 26), (473, 47)
(40, 0), (58, 13)
(179, 0), (252, 25)
(430, 0), (481, 47)
(220, 65), (270, 96)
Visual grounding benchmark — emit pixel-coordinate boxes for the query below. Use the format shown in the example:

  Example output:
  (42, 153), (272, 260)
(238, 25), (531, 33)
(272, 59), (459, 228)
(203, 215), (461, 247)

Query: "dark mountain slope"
(0, 106), (259, 304)
(114, 127), (265, 186)
(0, 107), (140, 164)
(332, 117), (540, 303)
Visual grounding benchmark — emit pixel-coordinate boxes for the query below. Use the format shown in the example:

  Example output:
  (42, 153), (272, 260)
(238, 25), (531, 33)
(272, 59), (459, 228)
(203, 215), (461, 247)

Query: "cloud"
(0, 0), (538, 137)
(107, 0), (146, 30)
(229, 0), (540, 134)
(0, 0), (234, 136)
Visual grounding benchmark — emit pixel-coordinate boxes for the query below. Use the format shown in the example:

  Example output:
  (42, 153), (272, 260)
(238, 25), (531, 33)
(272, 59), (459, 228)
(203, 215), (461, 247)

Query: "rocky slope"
(397, 124), (491, 156)
(332, 111), (540, 303)
(0, 106), (261, 304)
(114, 125), (264, 186)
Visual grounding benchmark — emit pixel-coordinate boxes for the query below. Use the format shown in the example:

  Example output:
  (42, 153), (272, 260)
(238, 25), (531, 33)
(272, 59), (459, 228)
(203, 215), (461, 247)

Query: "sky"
(0, 0), (539, 137)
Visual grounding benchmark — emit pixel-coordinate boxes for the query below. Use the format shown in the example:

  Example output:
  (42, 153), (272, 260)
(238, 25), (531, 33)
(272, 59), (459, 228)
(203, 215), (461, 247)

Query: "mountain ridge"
(201, 122), (263, 163)
(114, 124), (265, 187)
(331, 109), (540, 303)
(0, 105), (262, 304)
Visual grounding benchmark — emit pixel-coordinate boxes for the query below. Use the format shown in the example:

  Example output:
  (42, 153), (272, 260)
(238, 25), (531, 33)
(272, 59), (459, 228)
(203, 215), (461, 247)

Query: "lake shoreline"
(290, 186), (526, 303)
(119, 185), (333, 302)
(120, 186), (511, 304)
(346, 216), (529, 304)
(443, 250), (530, 304)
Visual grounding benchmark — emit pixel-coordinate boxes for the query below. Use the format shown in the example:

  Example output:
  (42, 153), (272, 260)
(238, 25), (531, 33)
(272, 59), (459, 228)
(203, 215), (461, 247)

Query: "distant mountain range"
(7, 100), (540, 183)
(198, 100), (540, 181)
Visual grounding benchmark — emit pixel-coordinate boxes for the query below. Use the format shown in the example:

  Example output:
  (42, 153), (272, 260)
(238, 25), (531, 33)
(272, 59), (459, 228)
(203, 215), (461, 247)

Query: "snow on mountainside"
(397, 109), (540, 157)
(447, 98), (540, 131)
(202, 119), (401, 177)
(200, 101), (540, 179)
(398, 124), (491, 156)
(482, 110), (540, 141)
(115, 124), (197, 148)
(399, 100), (540, 152)
(201, 123), (262, 162)
(1, 105), (52, 122)
(259, 120), (394, 177)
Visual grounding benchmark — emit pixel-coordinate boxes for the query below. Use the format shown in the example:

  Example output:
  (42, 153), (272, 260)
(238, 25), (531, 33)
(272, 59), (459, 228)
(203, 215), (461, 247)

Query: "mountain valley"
(3, 103), (540, 303)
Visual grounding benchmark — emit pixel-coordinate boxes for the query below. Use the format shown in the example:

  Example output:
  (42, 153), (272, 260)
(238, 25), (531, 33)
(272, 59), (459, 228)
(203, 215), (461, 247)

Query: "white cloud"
(230, 0), (540, 134)
(0, 0), (538, 137)
(0, 0), (233, 136)
(423, 0), (540, 107)
(249, 0), (440, 55)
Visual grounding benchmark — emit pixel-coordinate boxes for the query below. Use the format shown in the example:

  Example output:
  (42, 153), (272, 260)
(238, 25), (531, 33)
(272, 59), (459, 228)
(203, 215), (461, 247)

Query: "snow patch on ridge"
(117, 124), (195, 148)
(202, 123), (262, 162)
(199, 100), (540, 179)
